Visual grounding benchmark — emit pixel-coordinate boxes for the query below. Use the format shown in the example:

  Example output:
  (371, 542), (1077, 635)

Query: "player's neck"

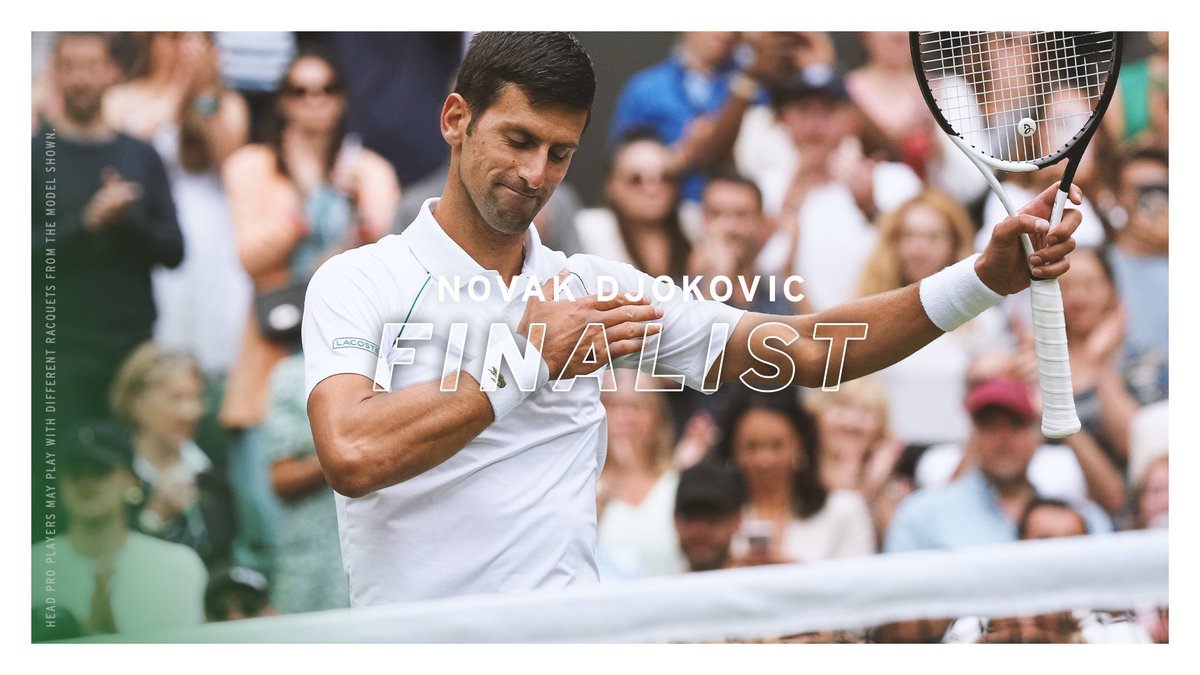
(434, 180), (526, 283)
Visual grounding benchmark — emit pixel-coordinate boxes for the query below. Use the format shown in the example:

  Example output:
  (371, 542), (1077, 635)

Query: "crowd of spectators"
(31, 31), (1167, 643)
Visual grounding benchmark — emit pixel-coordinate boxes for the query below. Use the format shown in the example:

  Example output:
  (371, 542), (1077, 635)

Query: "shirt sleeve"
(302, 251), (401, 400)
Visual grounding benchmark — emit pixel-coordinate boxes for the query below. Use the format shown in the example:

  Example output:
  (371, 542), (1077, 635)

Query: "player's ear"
(441, 93), (471, 147)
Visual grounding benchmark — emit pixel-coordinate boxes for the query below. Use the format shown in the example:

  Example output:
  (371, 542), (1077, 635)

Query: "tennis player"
(302, 32), (1082, 606)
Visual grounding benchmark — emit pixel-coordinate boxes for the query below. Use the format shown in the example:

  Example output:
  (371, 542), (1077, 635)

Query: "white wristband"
(919, 254), (1004, 332)
(462, 335), (551, 421)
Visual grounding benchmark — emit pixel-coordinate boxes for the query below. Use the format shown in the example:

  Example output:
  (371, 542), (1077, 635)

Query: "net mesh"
(915, 31), (1117, 165)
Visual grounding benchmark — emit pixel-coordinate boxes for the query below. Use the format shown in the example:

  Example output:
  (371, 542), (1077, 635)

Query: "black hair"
(454, 32), (596, 133)
(268, 45), (348, 181)
(711, 390), (828, 519)
(703, 169), (764, 212)
(1017, 497), (1089, 539)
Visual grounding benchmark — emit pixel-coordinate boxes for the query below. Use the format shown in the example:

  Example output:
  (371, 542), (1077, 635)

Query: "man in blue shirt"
(885, 378), (1111, 553)
(608, 32), (744, 203)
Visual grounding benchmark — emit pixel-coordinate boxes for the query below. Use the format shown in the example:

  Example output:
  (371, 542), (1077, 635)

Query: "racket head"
(911, 31), (1123, 173)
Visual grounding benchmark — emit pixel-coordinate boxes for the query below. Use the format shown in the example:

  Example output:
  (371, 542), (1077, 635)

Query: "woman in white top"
(103, 32), (253, 380)
(573, 130), (693, 283)
(803, 376), (908, 546)
(712, 391), (875, 565)
(596, 369), (685, 577)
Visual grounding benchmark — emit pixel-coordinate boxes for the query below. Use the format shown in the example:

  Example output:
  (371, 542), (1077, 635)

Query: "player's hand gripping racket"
(910, 31), (1123, 438)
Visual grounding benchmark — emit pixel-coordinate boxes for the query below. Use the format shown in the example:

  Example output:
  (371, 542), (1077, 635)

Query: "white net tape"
(114, 529), (1165, 643)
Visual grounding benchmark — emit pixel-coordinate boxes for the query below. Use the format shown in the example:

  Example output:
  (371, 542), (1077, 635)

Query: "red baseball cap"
(965, 378), (1036, 422)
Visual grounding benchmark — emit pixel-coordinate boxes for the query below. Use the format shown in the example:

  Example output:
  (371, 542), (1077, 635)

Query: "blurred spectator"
(755, 67), (921, 310)
(1111, 32), (1168, 150)
(886, 378), (1113, 554)
(1134, 453), (1168, 531)
(1018, 497), (1088, 540)
(31, 421), (207, 639)
(219, 47), (399, 572)
(914, 352), (1127, 516)
(688, 172), (793, 313)
(974, 87), (1110, 252)
(260, 353), (349, 613)
(669, 172), (798, 435)
(674, 460), (744, 573)
(1106, 147), (1168, 405)
(204, 564), (277, 622)
(856, 190), (1011, 447)
(1128, 400), (1167, 531)
(31, 32), (183, 425)
(108, 342), (238, 570)
(574, 130), (691, 281)
(596, 370), (686, 577)
(733, 32), (836, 187)
(712, 391), (875, 565)
(609, 32), (743, 205)
(103, 32), (253, 465)
(212, 31), (296, 143)
(32, 31), (63, 134)
(942, 498), (1151, 643)
(1057, 247), (1140, 467)
(847, 32), (989, 205)
(315, 32), (463, 186)
(803, 377), (907, 544)
(32, 32), (183, 542)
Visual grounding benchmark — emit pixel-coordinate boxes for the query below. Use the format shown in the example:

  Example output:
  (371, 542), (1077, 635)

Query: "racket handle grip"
(1030, 277), (1081, 437)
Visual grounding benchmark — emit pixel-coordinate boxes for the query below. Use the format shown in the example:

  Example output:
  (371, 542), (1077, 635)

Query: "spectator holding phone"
(711, 391), (875, 566)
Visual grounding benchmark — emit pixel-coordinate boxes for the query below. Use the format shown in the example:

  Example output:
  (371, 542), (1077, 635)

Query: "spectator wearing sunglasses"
(573, 129), (692, 284)
(218, 47), (400, 573)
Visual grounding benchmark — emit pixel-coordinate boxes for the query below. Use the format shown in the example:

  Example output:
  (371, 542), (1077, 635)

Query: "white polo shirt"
(302, 198), (745, 606)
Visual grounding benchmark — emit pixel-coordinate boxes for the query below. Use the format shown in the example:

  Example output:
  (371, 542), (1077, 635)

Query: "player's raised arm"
(717, 183), (1082, 390)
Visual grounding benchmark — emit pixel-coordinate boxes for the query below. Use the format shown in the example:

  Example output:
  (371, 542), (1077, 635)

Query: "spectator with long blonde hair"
(857, 189), (1011, 448)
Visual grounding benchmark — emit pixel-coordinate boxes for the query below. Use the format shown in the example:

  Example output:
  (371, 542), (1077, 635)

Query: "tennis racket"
(910, 31), (1123, 438)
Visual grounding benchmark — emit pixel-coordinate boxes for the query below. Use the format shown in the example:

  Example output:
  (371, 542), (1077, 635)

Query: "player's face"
(896, 203), (956, 285)
(732, 409), (804, 495)
(131, 366), (205, 449)
(455, 85), (586, 236)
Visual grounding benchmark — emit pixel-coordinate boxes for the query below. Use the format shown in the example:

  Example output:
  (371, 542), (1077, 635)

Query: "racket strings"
(917, 31), (1116, 164)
